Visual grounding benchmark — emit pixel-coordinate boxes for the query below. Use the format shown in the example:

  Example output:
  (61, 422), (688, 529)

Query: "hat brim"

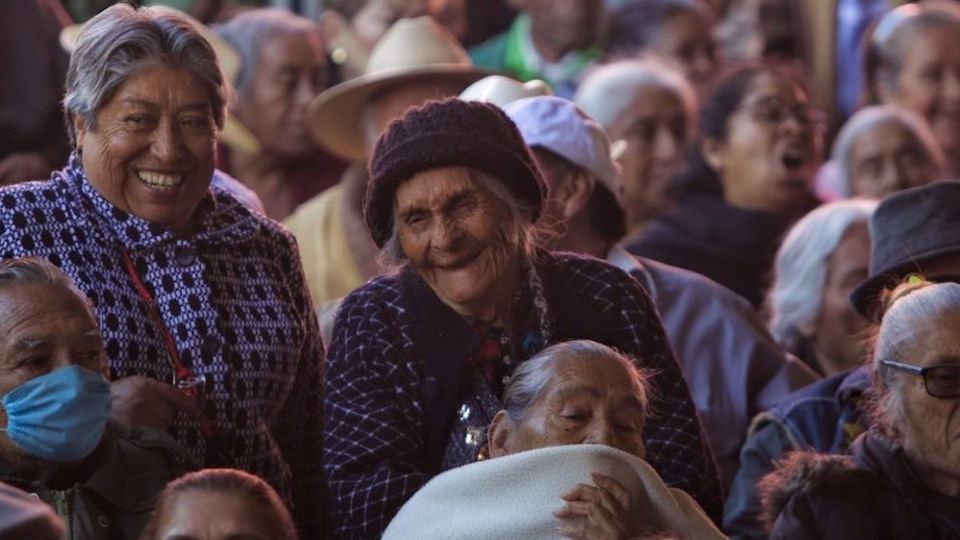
(309, 65), (498, 161)
(850, 244), (960, 321)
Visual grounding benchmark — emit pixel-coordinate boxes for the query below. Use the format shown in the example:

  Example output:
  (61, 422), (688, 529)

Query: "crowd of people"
(1, 0), (959, 539)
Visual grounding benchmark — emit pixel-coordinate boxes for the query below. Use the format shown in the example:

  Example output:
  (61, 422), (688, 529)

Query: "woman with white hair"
(761, 279), (960, 538)
(827, 105), (943, 199)
(768, 199), (878, 376)
(383, 340), (725, 540)
(574, 59), (697, 234)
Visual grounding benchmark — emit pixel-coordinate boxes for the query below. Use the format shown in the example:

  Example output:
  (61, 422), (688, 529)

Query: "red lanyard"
(121, 251), (195, 384)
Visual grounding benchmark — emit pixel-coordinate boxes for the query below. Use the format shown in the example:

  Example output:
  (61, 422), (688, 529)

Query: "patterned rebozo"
(324, 250), (722, 538)
(0, 155), (324, 537)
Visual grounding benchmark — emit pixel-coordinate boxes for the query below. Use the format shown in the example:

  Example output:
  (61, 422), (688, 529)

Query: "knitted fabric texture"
(365, 98), (546, 247)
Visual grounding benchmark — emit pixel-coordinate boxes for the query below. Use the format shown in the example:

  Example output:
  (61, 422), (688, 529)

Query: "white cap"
(503, 96), (623, 202)
(460, 75), (553, 107)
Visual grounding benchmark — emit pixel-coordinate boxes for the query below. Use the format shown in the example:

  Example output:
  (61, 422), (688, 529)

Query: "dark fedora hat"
(850, 180), (960, 321)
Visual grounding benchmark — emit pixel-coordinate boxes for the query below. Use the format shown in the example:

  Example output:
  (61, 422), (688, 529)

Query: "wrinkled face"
(848, 121), (939, 198)
(499, 356), (647, 458)
(653, 12), (716, 85)
(812, 222), (871, 376)
(610, 85), (690, 229)
(896, 310), (960, 488)
(395, 167), (521, 321)
(885, 26), (960, 158)
(151, 490), (276, 540)
(523, 0), (603, 54)
(236, 30), (328, 158)
(352, 0), (428, 54)
(0, 283), (105, 468)
(710, 72), (817, 214)
(76, 66), (216, 232)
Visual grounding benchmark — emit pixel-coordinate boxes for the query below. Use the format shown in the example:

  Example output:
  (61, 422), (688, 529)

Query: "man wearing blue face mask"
(0, 257), (195, 540)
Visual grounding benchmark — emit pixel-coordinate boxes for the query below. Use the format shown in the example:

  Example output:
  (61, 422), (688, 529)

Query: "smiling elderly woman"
(0, 5), (322, 536)
(323, 97), (720, 537)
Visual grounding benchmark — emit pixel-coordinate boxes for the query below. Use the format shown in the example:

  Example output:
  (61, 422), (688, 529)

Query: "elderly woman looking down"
(827, 105), (943, 199)
(767, 199), (877, 376)
(761, 279), (960, 538)
(0, 5), (323, 535)
(382, 340), (725, 540)
(323, 98), (721, 537)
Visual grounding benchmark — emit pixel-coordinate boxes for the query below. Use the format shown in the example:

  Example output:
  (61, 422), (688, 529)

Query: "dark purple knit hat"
(364, 97), (547, 248)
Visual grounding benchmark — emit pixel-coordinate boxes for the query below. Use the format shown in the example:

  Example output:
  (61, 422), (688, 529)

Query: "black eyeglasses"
(880, 360), (960, 398)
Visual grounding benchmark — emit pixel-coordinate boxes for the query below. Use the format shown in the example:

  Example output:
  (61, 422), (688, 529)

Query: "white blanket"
(383, 444), (727, 539)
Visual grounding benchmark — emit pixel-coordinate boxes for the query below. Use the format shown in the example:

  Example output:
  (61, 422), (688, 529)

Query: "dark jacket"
(762, 430), (960, 539)
(609, 246), (819, 488)
(625, 196), (799, 308)
(323, 251), (722, 538)
(0, 156), (325, 537)
(0, 422), (194, 540)
(724, 367), (871, 539)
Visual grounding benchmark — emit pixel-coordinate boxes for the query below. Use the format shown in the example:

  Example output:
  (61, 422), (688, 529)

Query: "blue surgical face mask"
(1, 365), (112, 462)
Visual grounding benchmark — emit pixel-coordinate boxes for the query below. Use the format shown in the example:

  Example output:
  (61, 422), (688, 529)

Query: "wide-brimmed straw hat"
(308, 16), (494, 161)
(850, 180), (960, 321)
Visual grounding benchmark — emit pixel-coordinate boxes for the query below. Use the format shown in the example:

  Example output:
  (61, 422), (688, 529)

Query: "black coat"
(763, 430), (960, 539)
(625, 196), (799, 308)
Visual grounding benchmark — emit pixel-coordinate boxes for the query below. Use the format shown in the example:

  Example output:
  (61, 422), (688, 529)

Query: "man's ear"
(700, 136), (725, 172)
(559, 171), (595, 220)
(487, 410), (514, 458)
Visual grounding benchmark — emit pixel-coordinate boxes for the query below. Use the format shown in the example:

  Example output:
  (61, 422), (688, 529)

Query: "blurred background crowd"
(1, 0), (960, 539)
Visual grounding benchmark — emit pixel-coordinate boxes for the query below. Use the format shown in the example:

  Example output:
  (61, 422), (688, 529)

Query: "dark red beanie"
(364, 97), (547, 248)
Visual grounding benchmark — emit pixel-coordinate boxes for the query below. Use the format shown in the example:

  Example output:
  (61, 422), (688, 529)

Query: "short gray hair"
(871, 281), (960, 439)
(379, 168), (539, 269)
(868, 2), (960, 103)
(501, 340), (651, 423)
(831, 105), (944, 198)
(574, 58), (696, 134)
(64, 3), (230, 147)
(0, 257), (93, 315)
(768, 199), (878, 343)
(214, 8), (322, 98)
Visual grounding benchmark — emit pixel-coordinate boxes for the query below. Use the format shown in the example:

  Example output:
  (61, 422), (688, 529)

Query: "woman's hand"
(110, 376), (205, 431)
(554, 473), (634, 539)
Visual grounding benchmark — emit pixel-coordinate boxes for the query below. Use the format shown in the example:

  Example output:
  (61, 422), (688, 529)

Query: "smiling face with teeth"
(702, 71), (818, 215)
(74, 66), (216, 233)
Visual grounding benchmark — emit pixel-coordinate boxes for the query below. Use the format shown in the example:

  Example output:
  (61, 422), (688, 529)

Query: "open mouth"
(781, 147), (807, 171)
(137, 171), (184, 191)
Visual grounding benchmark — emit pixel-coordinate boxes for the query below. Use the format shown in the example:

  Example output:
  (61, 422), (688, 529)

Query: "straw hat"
(460, 75), (553, 107)
(308, 16), (494, 161)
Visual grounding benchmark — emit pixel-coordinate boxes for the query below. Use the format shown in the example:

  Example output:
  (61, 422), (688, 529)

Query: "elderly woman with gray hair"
(760, 279), (960, 538)
(0, 4), (323, 535)
(824, 105), (943, 200)
(383, 340), (725, 540)
(574, 59), (697, 234)
(323, 97), (721, 537)
(767, 199), (878, 376)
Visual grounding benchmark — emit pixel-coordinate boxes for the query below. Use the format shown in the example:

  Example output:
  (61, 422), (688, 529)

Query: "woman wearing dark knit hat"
(322, 97), (722, 538)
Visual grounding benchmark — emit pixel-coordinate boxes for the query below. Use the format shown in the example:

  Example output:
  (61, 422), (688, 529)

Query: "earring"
(331, 45), (348, 65)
